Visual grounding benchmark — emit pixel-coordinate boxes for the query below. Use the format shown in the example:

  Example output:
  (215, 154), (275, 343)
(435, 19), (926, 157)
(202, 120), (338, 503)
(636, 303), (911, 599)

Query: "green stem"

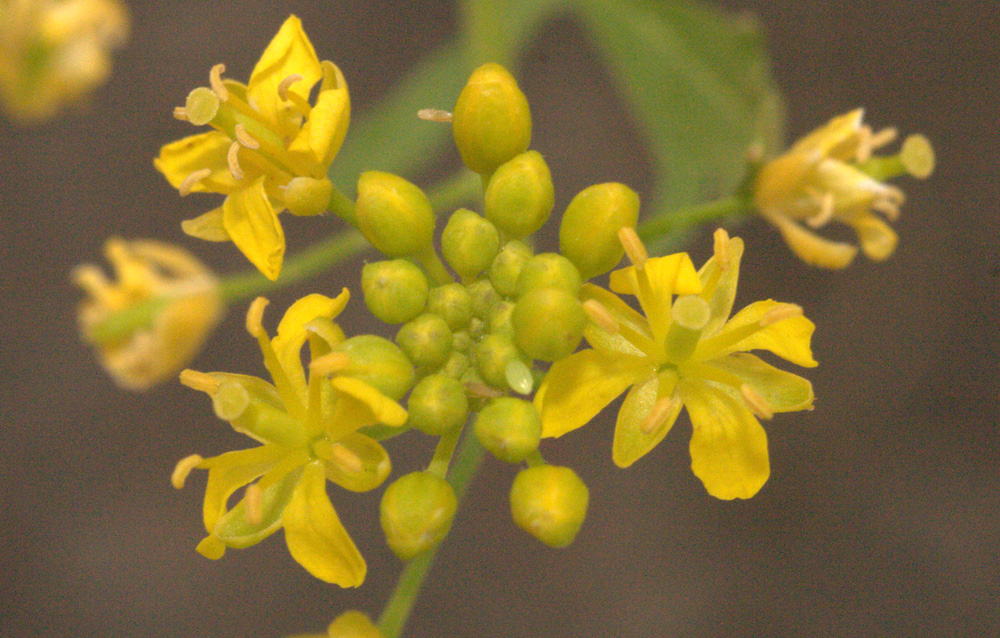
(377, 433), (485, 638)
(425, 168), (481, 212)
(636, 195), (750, 243)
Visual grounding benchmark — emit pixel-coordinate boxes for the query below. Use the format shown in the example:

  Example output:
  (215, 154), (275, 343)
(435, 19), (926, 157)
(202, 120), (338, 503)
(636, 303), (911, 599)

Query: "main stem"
(377, 433), (485, 638)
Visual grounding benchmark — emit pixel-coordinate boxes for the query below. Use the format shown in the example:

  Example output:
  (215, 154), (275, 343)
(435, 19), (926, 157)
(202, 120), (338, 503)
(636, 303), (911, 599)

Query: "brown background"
(1, 1), (997, 636)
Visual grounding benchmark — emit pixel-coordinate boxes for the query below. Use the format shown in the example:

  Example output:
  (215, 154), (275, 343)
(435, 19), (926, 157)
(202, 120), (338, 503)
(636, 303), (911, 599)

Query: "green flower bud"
(509, 465), (589, 548)
(440, 350), (470, 379)
(361, 259), (429, 324)
(474, 397), (541, 463)
(452, 63), (532, 176)
(395, 313), (453, 371)
(487, 300), (515, 339)
(559, 182), (640, 279)
(467, 278), (502, 320)
(284, 176), (334, 216)
(426, 283), (474, 331)
(472, 333), (522, 389)
(326, 610), (384, 638)
(380, 471), (458, 560)
(406, 374), (469, 436)
(512, 287), (586, 362)
(334, 335), (415, 400)
(451, 330), (474, 353)
(441, 208), (501, 281)
(484, 151), (554, 239)
(515, 253), (582, 298)
(488, 240), (534, 298)
(355, 171), (435, 257)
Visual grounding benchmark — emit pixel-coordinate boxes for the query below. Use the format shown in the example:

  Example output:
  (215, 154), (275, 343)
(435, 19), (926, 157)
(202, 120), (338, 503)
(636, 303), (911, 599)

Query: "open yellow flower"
(754, 109), (934, 269)
(155, 15), (350, 280)
(536, 229), (816, 499)
(172, 291), (407, 587)
(71, 237), (222, 390)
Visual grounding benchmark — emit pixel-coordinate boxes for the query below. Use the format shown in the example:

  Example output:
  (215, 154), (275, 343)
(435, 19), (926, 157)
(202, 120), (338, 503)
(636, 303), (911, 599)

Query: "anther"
(583, 299), (620, 334)
(233, 123), (260, 149)
(640, 396), (677, 435)
(869, 126), (898, 150)
(209, 63), (229, 101)
(806, 192), (835, 228)
(331, 443), (364, 474)
(759, 303), (803, 327)
(227, 141), (244, 180)
(172, 106), (189, 121)
(244, 483), (263, 525)
(309, 352), (352, 376)
(618, 227), (648, 270)
(417, 108), (453, 122)
(245, 297), (269, 338)
(178, 168), (212, 196)
(712, 228), (732, 268)
(277, 74), (302, 102)
(740, 384), (774, 420)
(171, 454), (204, 489)
(179, 369), (221, 393)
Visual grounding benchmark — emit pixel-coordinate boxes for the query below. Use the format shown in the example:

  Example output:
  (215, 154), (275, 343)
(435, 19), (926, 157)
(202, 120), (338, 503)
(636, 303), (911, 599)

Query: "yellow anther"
(640, 396), (677, 435)
(227, 141), (244, 180)
(209, 63), (229, 101)
(618, 227), (648, 270)
(178, 168), (212, 196)
(172, 106), (188, 121)
(234, 123), (260, 149)
(759, 303), (803, 327)
(330, 443), (363, 474)
(277, 74), (302, 102)
(171, 454), (204, 489)
(869, 126), (898, 150)
(179, 369), (221, 394)
(740, 384), (774, 420)
(806, 192), (836, 228)
(582, 298), (620, 334)
(712, 228), (732, 268)
(417, 108), (453, 122)
(245, 297), (269, 338)
(244, 483), (263, 525)
(309, 352), (351, 376)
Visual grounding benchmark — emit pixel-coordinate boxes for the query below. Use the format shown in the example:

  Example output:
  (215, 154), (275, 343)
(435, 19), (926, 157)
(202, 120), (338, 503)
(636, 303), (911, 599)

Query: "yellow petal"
(271, 290), (350, 387)
(213, 465), (303, 549)
(222, 176), (285, 280)
(697, 236), (744, 337)
(609, 252), (702, 298)
(319, 431), (392, 493)
(852, 215), (898, 261)
(181, 207), (231, 242)
(680, 379), (769, 500)
(155, 131), (241, 194)
(707, 353), (814, 413)
(766, 213), (858, 269)
(288, 61), (350, 170)
(696, 299), (817, 368)
(536, 348), (651, 438)
(612, 370), (681, 468)
(247, 15), (322, 131)
(200, 444), (287, 533)
(329, 376), (409, 436)
(579, 283), (650, 356)
(283, 461), (366, 587)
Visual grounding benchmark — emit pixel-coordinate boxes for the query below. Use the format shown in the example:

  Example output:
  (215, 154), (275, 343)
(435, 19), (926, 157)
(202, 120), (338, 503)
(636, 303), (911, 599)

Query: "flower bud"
(441, 208), (501, 280)
(489, 240), (534, 298)
(467, 278), (502, 320)
(452, 63), (532, 176)
(326, 610), (384, 638)
(509, 465), (589, 548)
(472, 333), (522, 389)
(380, 471), (457, 560)
(559, 182), (640, 279)
(283, 176), (334, 216)
(515, 253), (582, 298)
(395, 313), (453, 371)
(487, 300), (515, 339)
(426, 283), (473, 331)
(512, 288), (586, 362)
(333, 335), (415, 400)
(355, 171), (435, 257)
(484, 151), (554, 239)
(406, 374), (469, 436)
(440, 350), (470, 379)
(361, 259), (429, 324)
(474, 397), (541, 463)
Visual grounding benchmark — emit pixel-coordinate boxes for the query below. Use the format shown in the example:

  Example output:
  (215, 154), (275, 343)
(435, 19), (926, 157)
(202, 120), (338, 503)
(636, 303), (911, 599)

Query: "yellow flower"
(155, 15), (350, 280)
(536, 228), (816, 499)
(753, 109), (934, 269)
(0, 0), (128, 123)
(71, 237), (223, 391)
(172, 291), (407, 587)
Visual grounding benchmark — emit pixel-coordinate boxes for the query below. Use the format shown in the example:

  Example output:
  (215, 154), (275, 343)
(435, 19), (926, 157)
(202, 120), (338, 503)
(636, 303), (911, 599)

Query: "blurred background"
(2, 1), (997, 636)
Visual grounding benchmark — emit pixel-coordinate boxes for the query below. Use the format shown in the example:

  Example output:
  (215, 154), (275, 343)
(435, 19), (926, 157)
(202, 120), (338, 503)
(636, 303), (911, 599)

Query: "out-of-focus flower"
(753, 109), (935, 269)
(536, 229), (816, 499)
(172, 292), (407, 587)
(0, 0), (128, 123)
(71, 238), (223, 391)
(155, 15), (350, 280)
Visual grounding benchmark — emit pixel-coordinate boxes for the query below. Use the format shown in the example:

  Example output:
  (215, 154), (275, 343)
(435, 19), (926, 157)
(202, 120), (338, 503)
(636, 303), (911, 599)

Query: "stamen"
(869, 126), (898, 150)
(712, 228), (732, 268)
(234, 123), (260, 149)
(178, 168), (212, 196)
(245, 297), (269, 338)
(417, 108), (453, 122)
(171, 454), (204, 489)
(277, 74), (303, 102)
(582, 299), (620, 334)
(760, 303), (803, 327)
(179, 369), (220, 393)
(872, 198), (901, 221)
(331, 443), (364, 474)
(172, 106), (188, 121)
(309, 352), (351, 376)
(209, 63), (229, 101)
(640, 396), (677, 435)
(227, 141), (244, 180)
(806, 192), (836, 228)
(244, 483), (263, 525)
(740, 384), (774, 420)
(618, 227), (648, 269)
